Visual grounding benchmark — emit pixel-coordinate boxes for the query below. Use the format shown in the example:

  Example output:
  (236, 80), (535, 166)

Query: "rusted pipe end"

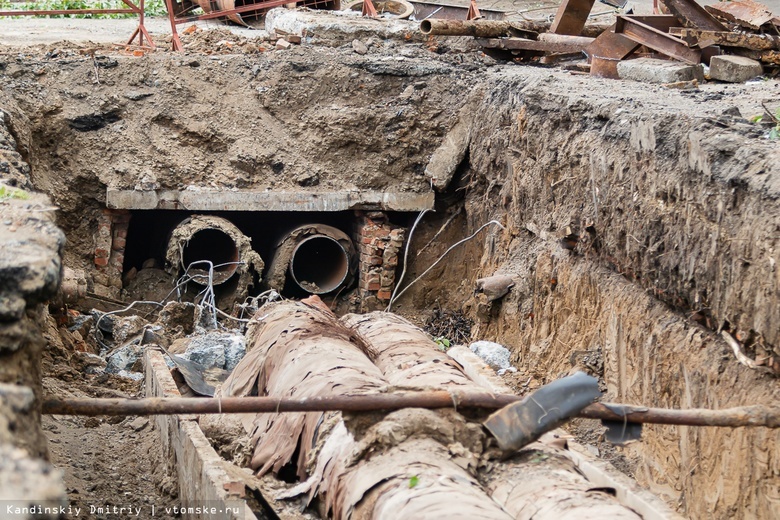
(290, 235), (350, 294)
(420, 19), (433, 34)
(167, 217), (242, 286)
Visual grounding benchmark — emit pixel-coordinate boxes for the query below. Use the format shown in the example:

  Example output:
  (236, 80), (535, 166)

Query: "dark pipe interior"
(182, 229), (239, 285)
(290, 236), (349, 294)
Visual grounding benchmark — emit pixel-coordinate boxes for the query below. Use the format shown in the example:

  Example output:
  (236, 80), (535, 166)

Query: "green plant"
(433, 336), (450, 351)
(751, 106), (780, 140)
(0, 185), (30, 200)
(408, 475), (419, 488)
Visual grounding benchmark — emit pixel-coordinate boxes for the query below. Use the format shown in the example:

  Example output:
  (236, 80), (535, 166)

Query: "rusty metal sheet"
(484, 372), (601, 452)
(670, 28), (780, 51)
(704, 0), (776, 30)
(590, 56), (622, 78)
(550, 0), (597, 35)
(663, 0), (726, 31)
(616, 15), (702, 65)
(585, 23), (641, 62)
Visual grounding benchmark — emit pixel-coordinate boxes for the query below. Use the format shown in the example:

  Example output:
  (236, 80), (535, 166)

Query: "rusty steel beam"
(670, 27), (780, 51)
(476, 36), (591, 53)
(586, 24), (640, 78)
(41, 394), (780, 428)
(550, 0), (597, 35)
(704, 0), (776, 30)
(616, 15), (702, 64)
(662, 0), (727, 31)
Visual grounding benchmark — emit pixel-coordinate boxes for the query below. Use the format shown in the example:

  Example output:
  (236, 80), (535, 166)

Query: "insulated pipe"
(290, 234), (350, 294)
(267, 224), (356, 295)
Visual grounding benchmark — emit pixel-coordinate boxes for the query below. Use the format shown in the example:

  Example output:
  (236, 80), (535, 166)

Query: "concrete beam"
(107, 188), (434, 212)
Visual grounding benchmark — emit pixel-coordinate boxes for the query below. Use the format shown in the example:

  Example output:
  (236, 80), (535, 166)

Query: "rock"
(155, 301), (198, 338)
(709, 55), (763, 83)
(174, 331), (246, 371)
(105, 343), (142, 374)
(617, 58), (704, 84)
(129, 417), (149, 432)
(112, 315), (148, 344)
(123, 90), (153, 101)
(276, 39), (292, 50)
(475, 275), (515, 302)
(73, 351), (107, 375)
(469, 340), (514, 372)
(352, 39), (368, 55)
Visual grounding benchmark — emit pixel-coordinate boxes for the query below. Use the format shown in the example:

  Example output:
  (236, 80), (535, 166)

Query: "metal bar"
(476, 36), (591, 53)
(41, 394), (780, 428)
(669, 27), (780, 51)
(550, 0), (597, 35)
(662, 0), (726, 31)
(616, 15), (701, 64)
(412, 2), (505, 21)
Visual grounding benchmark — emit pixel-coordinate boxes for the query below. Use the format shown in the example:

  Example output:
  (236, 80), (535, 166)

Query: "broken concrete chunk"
(105, 343), (143, 374)
(475, 274), (515, 301)
(469, 340), (516, 373)
(111, 315), (148, 345)
(352, 39), (368, 55)
(276, 39), (292, 51)
(709, 55), (764, 83)
(424, 97), (480, 191)
(172, 330), (246, 371)
(617, 58), (705, 84)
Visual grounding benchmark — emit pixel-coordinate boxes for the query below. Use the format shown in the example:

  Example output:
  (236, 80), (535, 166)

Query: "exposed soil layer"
(0, 17), (779, 520)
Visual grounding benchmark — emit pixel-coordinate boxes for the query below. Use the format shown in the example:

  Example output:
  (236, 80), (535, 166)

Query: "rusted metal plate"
(585, 23), (640, 62)
(477, 36), (591, 53)
(663, 0), (726, 31)
(670, 28), (780, 51)
(590, 56), (622, 78)
(412, 1), (505, 21)
(616, 15), (701, 64)
(550, 0), (597, 35)
(704, 0), (775, 30)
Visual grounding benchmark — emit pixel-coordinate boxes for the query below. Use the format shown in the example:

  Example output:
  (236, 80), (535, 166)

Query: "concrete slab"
(709, 55), (764, 83)
(617, 57), (705, 84)
(107, 188), (435, 212)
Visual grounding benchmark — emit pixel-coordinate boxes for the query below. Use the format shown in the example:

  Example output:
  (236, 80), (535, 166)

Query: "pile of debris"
(427, 0), (779, 83)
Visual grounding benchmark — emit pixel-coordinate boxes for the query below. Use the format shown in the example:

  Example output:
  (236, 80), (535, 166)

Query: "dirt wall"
(421, 70), (780, 519)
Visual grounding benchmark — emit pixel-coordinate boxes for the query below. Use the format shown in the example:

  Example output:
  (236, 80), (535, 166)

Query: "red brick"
(376, 290), (392, 300)
(94, 256), (109, 267)
(95, 248), (110, 259)
(366, 281), (381, 291)
(112, 236), (126, 250)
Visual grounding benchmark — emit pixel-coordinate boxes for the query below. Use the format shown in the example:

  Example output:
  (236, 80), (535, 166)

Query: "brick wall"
(93, 209), (130, 299)
(354, 211), (405, 311)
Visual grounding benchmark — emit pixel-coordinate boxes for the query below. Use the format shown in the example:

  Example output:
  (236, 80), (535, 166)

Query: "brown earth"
(1, 11), (779, 520)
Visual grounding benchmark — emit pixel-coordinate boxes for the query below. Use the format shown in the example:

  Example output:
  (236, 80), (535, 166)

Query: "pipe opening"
(290, 235), (349, 294)
(182, 228), (240, 285)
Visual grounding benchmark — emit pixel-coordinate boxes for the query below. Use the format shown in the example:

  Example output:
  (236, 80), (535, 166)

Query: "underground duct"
(165, 215), (264, 305)
(267, 224), (355, 295)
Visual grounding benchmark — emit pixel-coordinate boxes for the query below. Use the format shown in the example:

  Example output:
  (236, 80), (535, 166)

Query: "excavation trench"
(0, 23), (778, 520)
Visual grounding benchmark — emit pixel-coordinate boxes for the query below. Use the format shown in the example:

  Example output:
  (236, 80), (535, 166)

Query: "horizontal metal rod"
(41, 393), (780, 428)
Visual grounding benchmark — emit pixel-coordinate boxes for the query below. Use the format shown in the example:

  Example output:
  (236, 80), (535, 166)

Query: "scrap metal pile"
(423, 0), (780, 82)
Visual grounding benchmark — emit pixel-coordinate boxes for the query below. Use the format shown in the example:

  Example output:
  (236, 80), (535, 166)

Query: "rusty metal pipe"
(267, 224), (355, 295)
(290, 234), (349, 294)
(420, 19), (543, 37)
(41, 394), (780, 428)
(167, 216), (242, 285)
